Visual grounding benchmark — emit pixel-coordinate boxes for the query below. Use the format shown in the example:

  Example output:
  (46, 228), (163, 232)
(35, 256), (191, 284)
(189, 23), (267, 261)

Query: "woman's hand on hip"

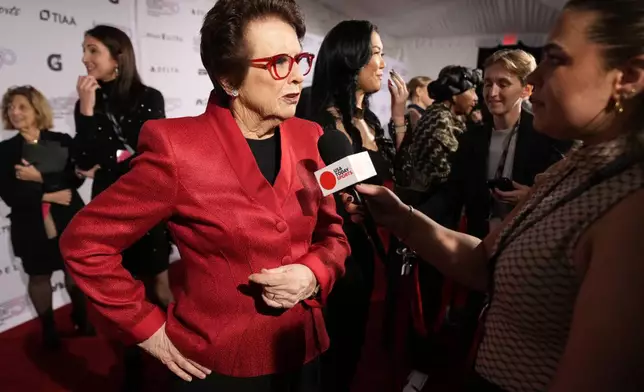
(248, 264), (318, 309)
(138, 323), (211, 382)
(340, 184), (408, 234)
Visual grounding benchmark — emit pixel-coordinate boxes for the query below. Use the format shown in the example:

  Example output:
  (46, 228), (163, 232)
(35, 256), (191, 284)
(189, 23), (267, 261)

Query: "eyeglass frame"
(249, 52), (315, 81)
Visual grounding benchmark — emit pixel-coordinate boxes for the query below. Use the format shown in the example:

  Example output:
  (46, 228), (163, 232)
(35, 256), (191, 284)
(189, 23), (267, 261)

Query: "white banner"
(135, 0), (216, 118)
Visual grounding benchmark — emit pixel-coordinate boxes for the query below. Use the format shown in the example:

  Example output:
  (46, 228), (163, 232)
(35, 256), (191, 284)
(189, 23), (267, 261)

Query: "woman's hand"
(388, 70), (409, 124)
(75, 164), (101, 179)
(340, 184), (409, 235)
(43, 189), (72, 206)
(248, 264), (318, 309)
(14, 159), (43, 183)
(138, 323), (211, 382)
(77, 76), (100, 116)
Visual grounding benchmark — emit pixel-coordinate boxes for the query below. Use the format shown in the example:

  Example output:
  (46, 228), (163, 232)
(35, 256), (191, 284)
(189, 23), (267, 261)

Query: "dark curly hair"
(428, 65), (479, 102)
(200, 0), (306, 106)
(309, 20), (381, 146)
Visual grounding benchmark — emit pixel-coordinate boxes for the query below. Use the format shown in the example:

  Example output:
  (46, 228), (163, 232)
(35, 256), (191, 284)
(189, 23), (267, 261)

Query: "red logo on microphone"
(319, 171), (337, 190)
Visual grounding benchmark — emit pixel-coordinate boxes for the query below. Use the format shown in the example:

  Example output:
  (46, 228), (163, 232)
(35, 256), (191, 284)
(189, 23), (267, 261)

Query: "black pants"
(173, 359), (321, 392)
(321, 245), (375, 392)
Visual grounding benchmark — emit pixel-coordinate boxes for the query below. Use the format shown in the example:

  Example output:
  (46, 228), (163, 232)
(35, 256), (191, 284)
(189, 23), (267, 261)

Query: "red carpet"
(0, 262), (395, 391)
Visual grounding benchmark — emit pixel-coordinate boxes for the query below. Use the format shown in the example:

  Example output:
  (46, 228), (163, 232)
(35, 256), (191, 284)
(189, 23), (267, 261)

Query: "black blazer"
(73, 83), (165, 197)
(436, 108), (572, 239)
(0, 131), (85, 257)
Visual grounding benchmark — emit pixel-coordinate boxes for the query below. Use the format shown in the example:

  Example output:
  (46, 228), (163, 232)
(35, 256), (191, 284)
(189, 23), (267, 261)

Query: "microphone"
(316, 129), (388, 262)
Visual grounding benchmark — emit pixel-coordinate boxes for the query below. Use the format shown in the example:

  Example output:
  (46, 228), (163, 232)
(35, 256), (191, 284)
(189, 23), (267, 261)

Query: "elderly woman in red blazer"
(60, 1), (349, 391)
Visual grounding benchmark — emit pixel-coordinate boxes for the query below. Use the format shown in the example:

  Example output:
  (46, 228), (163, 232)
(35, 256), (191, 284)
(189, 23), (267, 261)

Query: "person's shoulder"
(43, 129), (73, 142)
(141, 85), (164, 100)
(0, 136), (14, 149)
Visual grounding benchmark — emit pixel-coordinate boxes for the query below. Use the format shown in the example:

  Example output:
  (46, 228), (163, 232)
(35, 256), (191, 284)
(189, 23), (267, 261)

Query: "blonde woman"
(406, 76), (433, 129)
(0, 86), (91, 350)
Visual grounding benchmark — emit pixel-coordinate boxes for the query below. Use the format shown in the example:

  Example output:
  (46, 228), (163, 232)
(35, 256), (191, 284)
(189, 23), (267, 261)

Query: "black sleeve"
(147, 88), (166, 120)
(72, 100), (100, 170)
(116, 88), (166, 176)
(0, 146), (43, 209)
(41, 134), (85, 192)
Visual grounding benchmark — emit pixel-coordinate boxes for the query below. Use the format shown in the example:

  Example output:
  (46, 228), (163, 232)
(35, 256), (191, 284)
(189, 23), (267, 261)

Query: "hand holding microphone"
(340, 184), (408, 234)
(316, 129), (407, 258)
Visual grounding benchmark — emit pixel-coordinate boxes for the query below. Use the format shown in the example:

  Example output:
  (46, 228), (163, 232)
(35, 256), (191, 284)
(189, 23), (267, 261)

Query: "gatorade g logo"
(319, 171), (337, 191)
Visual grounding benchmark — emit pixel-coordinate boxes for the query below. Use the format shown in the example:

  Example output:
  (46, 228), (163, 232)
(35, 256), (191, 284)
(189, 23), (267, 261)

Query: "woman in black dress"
(309, 20), (410, 392)
(72, 25), (172, 390)
(0, 86), (91, 349)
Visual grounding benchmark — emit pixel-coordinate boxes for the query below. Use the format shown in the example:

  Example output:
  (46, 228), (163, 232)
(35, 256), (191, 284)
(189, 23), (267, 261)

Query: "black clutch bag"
(22, 140), (68, 174)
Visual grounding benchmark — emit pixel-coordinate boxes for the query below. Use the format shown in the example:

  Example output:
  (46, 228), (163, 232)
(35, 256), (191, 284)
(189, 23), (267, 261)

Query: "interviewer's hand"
(248, 264), (317, 309)
(340, 184), (408, 234)
(138, 323), (211, 382)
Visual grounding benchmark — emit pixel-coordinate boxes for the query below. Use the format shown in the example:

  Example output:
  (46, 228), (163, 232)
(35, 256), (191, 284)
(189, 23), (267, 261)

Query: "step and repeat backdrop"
(0, 0), (407, 333)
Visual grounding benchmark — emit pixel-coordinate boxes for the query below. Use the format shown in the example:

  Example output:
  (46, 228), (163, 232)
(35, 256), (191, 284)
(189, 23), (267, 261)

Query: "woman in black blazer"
(73, 25), (172, 305)
(0, 86), (91, 349)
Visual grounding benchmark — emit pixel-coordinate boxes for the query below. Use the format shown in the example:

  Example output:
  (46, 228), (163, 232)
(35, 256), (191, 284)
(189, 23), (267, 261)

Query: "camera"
(487, 177), (514, 192)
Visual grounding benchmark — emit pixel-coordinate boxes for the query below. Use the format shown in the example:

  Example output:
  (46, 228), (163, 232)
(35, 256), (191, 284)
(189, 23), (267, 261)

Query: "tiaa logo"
(40, 10), (77, 26)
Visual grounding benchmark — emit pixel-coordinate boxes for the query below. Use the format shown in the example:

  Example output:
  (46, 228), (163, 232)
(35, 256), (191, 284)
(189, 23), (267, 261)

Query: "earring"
(230, 89), (239, 97)
(615, 100), (624, 114)
(114, 66), (119, 77)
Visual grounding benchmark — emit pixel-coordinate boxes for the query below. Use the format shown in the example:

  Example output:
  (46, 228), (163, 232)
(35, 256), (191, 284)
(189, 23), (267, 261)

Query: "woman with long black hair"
(309, 20), (410, 392)
(72, 25), (172, 390)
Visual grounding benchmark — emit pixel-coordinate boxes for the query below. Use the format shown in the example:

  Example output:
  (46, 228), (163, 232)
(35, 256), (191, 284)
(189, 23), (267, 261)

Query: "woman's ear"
(218, 79), (236, 96)
(614, 55), (644, 102)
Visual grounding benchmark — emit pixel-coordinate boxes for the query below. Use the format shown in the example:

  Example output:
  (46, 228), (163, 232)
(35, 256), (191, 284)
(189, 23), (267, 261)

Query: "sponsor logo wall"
(0, 0), (139, 334)
(0, 0), (407, 333)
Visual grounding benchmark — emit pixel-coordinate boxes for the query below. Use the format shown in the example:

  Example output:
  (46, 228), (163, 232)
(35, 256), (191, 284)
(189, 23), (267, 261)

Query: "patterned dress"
(476, 135), (644, 391)
(395, 102), (465, 193)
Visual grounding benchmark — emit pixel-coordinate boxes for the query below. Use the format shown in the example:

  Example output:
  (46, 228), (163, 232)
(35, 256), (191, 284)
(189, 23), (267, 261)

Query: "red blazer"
(60, 96), (350, 377)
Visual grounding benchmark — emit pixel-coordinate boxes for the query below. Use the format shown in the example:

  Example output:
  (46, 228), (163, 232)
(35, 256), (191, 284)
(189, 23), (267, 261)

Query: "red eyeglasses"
(249, 52), (315, 80)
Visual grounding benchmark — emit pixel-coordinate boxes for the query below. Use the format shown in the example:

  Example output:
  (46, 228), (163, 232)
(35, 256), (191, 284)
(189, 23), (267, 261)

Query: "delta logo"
(319, 166), (353, 191)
